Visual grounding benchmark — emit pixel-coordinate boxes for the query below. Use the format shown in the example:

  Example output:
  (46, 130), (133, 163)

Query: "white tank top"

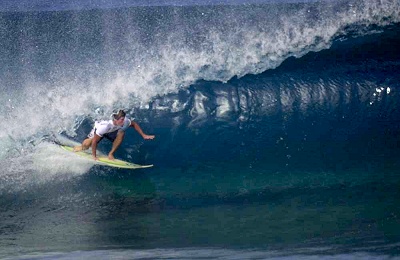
(94, 118), (131, 137)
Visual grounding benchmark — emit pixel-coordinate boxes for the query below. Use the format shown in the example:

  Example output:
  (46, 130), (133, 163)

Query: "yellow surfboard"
(60, 145), (153, 169)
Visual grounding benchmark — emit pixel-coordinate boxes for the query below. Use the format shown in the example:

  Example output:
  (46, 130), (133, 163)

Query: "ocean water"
(1, 0), (400, 259)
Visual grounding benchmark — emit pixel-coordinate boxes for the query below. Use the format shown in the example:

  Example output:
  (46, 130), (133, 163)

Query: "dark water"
(1, 0), (400, 259)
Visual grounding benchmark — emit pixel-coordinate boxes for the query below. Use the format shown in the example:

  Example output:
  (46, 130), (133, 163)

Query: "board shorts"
(88, 128), (119, 142)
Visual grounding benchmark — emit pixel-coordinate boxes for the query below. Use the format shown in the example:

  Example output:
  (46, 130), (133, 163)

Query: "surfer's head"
(111, 109), (126, 125)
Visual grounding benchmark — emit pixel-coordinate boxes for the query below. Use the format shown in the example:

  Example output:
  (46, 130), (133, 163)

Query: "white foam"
(0, 141), (93, 194)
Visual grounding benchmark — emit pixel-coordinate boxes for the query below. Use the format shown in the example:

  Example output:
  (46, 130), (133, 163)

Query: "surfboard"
(59, 145), (153, 169)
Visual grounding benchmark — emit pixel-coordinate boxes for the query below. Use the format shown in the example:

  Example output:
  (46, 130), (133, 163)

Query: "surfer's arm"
(91, 134), (101, 160)
(130, 121), (155, 140)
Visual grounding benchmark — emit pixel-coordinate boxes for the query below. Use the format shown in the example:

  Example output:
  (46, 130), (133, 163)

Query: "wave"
(0, 0), (399, 189)
(0, 3), (397, 141)
(1, 3), (400, 257)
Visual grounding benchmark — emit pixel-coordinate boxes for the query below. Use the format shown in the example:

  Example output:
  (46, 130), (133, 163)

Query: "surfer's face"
(115, 117), (125, 126)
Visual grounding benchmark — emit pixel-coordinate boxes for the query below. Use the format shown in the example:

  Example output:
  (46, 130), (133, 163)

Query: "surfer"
(73, 110), (155, 160)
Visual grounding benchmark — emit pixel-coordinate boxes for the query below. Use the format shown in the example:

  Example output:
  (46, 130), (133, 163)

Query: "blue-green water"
(1, 0), (400, 259)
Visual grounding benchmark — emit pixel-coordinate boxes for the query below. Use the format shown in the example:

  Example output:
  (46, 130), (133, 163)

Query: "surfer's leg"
(73, 138), (92, 152)
(108, 131), (125, 160)
(74, 128), (96, 152)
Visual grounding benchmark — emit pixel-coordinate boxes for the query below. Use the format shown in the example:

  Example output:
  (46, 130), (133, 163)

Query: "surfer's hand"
(143, 134), (155, 140)
(108, 153), (115, 161)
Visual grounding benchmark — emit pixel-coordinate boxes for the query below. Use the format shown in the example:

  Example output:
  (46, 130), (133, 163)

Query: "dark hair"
(112, 109), (126, 120)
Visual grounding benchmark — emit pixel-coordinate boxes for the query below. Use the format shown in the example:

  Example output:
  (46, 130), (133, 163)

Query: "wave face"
(149, 24), (400, 169)
(1, 0), (400, 258)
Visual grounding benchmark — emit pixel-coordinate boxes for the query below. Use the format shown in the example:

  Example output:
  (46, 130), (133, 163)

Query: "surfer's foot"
(108, 153), (115, 160)
(73, 146), (83, 152)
